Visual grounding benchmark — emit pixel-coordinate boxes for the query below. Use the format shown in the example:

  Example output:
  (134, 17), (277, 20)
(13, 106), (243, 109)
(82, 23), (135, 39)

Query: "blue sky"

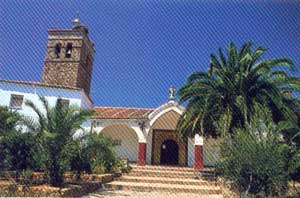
(1, 1), (299, 108)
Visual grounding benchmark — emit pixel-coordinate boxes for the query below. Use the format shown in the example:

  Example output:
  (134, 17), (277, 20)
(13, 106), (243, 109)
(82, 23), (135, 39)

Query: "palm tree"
(23, 96), (92, 187)
(177, 42), (300, 138)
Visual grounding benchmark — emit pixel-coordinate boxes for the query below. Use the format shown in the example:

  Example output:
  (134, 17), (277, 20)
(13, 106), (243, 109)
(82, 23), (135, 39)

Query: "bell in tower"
(42, 17), (95, 95)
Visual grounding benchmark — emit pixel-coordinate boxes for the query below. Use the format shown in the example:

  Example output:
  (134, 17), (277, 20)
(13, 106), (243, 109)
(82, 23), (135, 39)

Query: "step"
(131, 165), (215, 173)
(131, 165), (194, 172)
(105, 181), (222, 194)
(89, 189), (224, 198)
(115, 176), (217, 186)
(128, 169), (215, 179)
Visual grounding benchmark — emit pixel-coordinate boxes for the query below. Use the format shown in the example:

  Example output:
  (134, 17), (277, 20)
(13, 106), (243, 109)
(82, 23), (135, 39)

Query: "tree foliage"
(84, 133), (118, 174)
(0, 107), (21, 172)
(217, 107), (297, 197)
(177, 42), (300, 138)
(67, 133), (120, 178)
(0, 106), (20, 135)
(0, 107), (40, 181)
(1, 98), (121, 187)
(23, 96), (92, 187)
(2, 131), (36, 181)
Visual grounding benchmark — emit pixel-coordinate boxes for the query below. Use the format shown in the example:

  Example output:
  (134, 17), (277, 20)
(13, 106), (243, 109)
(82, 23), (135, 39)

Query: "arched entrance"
(160, 139), (179, 165)
(149, 108), (188, 166)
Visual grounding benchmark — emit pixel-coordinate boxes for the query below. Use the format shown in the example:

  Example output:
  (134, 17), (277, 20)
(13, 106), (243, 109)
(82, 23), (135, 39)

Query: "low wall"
(0, 173), (116, 197)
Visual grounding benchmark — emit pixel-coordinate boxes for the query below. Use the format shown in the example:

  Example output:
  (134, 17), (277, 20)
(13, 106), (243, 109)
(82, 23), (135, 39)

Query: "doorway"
(160, 139), (179, 165)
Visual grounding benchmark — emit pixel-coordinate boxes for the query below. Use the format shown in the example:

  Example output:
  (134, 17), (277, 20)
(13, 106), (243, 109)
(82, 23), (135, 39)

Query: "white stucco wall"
(0, 82), (91, 115)
(203, 137), (221, 167)
(187, 137), (194, 167)
(187, 136), (221, 167)
(0, 81), (92, 134)
(99, 124), (139, 162)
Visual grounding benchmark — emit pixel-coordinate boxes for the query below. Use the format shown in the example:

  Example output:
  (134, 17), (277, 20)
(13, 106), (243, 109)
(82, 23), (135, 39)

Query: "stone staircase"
(104, 164), (223, 197)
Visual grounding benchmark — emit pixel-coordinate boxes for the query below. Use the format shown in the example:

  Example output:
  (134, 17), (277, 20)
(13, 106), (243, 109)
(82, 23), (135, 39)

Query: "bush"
(92, 162), (106, 174)
(284, 145), (300, 182)
(1, 130), (36, 181)
(84, 133), (119, 174)
(0, 106), (21, 171)
(67, 139), (91, 179)
(66, 133), (121, 176)
(115, 159), (132, 174)
(217, 128), (289, 197)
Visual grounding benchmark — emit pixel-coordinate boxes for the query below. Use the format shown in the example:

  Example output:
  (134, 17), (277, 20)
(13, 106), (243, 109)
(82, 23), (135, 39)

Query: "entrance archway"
(149, 108), (188, 166)
(160, 139), (179, 165)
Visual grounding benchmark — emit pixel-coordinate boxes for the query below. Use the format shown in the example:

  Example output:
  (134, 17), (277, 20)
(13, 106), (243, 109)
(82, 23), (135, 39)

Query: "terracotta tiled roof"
(92, 106), (154, 119)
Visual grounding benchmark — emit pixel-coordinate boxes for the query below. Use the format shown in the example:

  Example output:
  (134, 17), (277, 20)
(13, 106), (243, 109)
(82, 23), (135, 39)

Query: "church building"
(0, 18), (220, 170)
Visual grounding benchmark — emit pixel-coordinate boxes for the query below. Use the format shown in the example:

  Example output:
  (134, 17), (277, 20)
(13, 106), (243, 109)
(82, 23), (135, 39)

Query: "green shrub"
(92, 162), (106, 174)
(67, 139), (91, 179)
(66, 133), (120, 176)
(84, 133), (118, 174)
(284, 145), (300, 182)
(1, 130), (37, 182)
(0, 106), (21, 171)
(217, 128), (289, 197)
(116, 159), (132, 173)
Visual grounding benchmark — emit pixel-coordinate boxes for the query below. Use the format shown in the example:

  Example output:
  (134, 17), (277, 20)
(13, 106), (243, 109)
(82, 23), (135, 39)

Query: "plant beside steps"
(104, 164), (223, 197)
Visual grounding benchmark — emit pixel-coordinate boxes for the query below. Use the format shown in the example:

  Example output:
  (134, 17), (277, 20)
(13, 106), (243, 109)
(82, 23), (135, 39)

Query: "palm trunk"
(49, 150), (64, 187)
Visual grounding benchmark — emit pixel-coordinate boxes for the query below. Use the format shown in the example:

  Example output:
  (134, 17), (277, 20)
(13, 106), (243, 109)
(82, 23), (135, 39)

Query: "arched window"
(54, 43), (62, 58)
(65, 43), (73, 58)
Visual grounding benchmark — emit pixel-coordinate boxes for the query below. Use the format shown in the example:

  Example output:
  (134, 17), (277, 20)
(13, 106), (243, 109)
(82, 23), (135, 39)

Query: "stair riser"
(132, 167), (215, 173)
(105, 184), (222, 194)
(115, 178), (216, 186)
(105, 184), (222, 196)
(129, 172), (195, 179)
(131, 169), (215, 175)
(131, 170), (195, 176)
(128, 172), (215, 180)
(132, 167), (194, 173)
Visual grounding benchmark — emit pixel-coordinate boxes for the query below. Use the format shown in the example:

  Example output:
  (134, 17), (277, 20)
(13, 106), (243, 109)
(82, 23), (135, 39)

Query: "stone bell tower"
(42, 17), (95, 95)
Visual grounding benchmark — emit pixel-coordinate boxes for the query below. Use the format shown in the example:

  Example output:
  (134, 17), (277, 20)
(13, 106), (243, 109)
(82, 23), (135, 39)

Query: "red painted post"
(137, 142), (147, 166)
(194, 145), (203, 170)
(194, 134), (204, 170)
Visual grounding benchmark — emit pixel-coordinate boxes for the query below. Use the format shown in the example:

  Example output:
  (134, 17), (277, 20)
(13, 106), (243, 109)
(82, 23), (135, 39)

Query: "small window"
(9, 94), (24, 109)
(54, 43), (62, 58)
(57, 98), (70, 109)
(65, 43), (73, 58)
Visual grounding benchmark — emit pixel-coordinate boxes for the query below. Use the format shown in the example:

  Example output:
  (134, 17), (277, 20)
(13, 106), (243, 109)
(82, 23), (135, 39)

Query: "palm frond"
(25, 99), (47, 132)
